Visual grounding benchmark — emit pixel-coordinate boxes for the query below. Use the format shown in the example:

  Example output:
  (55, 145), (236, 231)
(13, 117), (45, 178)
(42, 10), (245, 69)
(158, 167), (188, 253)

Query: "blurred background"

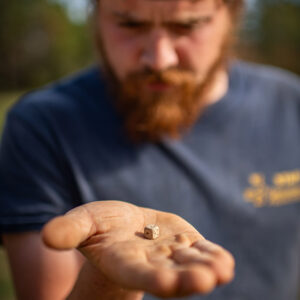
(0, 0), (299, 299)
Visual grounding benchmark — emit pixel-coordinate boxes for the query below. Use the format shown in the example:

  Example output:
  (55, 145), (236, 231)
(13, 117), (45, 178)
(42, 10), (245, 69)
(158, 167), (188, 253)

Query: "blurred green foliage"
(239, 0), (300, 75)
(0, 92), (23, 132)
(0, 245), (14, 300)
(0, 0), (93, 90)
(0, 92), (23, 300)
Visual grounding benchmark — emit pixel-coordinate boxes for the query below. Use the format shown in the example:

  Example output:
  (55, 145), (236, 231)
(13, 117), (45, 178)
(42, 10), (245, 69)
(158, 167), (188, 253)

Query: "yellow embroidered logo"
(243, 170), (300, 207)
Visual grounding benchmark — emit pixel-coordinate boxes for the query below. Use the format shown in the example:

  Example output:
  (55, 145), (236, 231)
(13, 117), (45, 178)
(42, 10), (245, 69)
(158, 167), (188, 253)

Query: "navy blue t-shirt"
(0, 61), (299, 300)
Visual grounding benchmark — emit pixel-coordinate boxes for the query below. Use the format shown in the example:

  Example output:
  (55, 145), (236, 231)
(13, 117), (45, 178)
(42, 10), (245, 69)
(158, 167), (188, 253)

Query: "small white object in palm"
(144, 224), (159, 240)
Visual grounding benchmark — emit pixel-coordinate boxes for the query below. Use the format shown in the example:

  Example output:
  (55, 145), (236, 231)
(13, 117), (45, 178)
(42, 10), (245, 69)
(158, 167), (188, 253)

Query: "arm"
(2, 201), (234, 299)
(0, 110), (144, 300)
(3, 232), (143, 300)
(2, 232), (84, 300)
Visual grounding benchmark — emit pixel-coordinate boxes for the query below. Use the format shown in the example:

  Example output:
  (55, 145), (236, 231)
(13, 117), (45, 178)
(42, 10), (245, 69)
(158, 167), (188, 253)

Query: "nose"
(140, 30), (179, 71)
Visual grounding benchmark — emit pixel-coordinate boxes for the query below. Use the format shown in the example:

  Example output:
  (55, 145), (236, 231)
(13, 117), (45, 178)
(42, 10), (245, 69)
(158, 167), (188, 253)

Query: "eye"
(168, 23), (196, 35)
(172, 23), (196, 32)
(117, 21), (149, 31)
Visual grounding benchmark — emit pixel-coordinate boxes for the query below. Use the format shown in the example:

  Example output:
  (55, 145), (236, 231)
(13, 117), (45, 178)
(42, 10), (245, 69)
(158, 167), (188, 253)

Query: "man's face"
(96, 0), (234, 141)
(98, 0), (232, 81)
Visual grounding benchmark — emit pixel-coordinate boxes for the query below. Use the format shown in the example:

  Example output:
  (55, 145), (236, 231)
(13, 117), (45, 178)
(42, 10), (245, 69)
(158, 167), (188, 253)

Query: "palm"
(43, 201), (234, 298)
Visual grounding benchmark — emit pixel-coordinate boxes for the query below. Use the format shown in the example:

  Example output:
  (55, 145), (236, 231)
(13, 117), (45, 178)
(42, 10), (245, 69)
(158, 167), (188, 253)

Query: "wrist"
(67, 261), (143, 300)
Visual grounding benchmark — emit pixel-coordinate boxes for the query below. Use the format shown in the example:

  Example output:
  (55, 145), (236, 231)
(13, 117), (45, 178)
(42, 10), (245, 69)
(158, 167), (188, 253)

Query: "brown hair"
(223, 0), (244, 20)
(90, 0), (245, 16)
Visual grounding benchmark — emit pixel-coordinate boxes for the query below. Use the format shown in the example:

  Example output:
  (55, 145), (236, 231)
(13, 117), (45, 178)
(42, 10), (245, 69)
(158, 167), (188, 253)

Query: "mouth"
(146, 81), (172, 92)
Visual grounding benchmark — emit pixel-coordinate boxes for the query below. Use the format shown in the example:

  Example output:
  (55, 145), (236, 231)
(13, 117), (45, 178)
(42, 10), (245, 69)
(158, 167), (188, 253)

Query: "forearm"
(66, 261), (144, 300)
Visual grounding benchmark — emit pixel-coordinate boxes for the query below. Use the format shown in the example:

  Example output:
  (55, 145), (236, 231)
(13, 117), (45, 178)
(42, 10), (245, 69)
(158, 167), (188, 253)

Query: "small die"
(144, 224), (160, 240)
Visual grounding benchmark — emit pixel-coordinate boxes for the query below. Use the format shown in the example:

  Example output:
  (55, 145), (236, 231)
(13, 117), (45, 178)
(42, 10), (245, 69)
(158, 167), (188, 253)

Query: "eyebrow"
(112, 11), (212, 25)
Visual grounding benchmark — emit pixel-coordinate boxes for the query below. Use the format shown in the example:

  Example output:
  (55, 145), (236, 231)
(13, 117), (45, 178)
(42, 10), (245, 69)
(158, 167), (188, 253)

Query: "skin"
(43, 201), (235, 299)
(3, 0), (236, 299)
(3, 233), (84, 300)
(98, 0), (232, 105)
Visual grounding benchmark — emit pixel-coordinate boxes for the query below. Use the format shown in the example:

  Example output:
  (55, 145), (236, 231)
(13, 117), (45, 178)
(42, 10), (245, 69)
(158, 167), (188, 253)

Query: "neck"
(203, 68), (229, 107)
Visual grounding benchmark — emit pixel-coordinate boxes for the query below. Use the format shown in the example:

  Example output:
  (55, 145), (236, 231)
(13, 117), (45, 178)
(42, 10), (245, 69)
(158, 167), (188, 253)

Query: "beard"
(116, 60), (225, 143)
(94, 31), (232, 143)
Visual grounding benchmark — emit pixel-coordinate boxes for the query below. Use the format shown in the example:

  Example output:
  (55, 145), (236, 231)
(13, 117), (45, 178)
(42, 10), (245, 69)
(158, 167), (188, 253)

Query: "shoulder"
(229, 61), (300, 129)
(232, 60), (300, 101)
(4, 66), (121, 148)
(9, 66), (109, 123)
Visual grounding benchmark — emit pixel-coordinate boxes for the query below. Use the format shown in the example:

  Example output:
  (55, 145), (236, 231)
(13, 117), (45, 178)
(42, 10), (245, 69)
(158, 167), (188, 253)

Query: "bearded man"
(0, 0), (299, 299)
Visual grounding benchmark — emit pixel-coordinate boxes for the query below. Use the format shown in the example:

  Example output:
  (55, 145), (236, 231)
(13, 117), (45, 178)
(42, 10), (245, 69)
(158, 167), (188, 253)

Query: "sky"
(50, 0), (90, 23)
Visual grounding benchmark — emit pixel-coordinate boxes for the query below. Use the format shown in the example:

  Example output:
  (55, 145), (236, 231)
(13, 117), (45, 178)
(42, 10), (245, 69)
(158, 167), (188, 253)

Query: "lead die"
(144, 224), (160, 240)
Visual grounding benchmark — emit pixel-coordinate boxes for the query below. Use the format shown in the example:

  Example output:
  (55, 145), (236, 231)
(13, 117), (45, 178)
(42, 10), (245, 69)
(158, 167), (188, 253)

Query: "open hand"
(42, 201), (234, 298)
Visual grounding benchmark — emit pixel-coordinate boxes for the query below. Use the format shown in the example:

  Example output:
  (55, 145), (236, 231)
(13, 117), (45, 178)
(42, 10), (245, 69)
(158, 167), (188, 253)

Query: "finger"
(192, 240), (235, 269)
(192, 240), (235, 284)
(149, 248), (217, 296)
(175, 233), (191, 245)
(177, 266), (217, 296)
(172, 247), (234, 284)
(107, 261), (178, 298)
(42, 205), (102, 250)
(192, 239), (226, 255)
(172, 247), (226, 284)
(109, 247), (217, 298)
(172, 247), (213, 265)
(119, 261), (217, 297)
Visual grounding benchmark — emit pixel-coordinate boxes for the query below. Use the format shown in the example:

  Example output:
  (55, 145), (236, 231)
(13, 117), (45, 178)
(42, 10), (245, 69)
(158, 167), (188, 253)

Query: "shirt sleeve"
(0, 97), (76, 234)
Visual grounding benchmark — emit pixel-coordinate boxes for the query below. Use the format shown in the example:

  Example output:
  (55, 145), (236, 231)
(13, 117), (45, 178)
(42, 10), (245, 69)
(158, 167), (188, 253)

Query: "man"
(0, 0), (299, 299)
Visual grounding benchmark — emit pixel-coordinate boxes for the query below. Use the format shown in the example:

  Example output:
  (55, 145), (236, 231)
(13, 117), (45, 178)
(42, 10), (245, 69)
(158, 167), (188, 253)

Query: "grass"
(0, 91), (24, 300)
(0, 248), (14, 300)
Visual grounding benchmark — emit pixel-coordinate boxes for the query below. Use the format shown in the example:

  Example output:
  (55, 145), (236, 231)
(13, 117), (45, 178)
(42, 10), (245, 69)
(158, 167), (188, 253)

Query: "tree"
(0, 0), (93, 90)
(238, 0), (300, 75)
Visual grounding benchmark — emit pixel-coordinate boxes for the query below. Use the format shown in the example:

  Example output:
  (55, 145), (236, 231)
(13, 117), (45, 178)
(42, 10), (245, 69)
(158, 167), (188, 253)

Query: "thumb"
(42, 206), (96, 250)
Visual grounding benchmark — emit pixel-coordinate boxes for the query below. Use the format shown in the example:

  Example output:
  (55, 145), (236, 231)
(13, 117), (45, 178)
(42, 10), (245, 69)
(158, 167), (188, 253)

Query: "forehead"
(100, 0), (220, 20)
